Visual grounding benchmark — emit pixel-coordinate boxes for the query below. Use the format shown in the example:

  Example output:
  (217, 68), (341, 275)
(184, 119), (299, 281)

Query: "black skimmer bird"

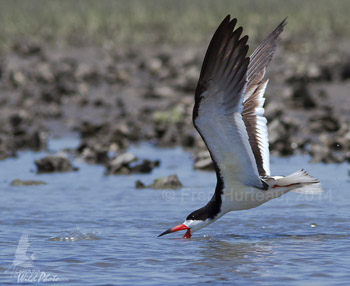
(159, 15), (322, 239)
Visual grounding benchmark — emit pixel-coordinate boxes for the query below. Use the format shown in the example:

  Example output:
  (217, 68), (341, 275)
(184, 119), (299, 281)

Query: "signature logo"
(5, 234), (67, 283)
(13, 234), (35, 268)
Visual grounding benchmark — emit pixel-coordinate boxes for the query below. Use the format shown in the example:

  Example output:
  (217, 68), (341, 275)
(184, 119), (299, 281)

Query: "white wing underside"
(195, 88), (262, 188)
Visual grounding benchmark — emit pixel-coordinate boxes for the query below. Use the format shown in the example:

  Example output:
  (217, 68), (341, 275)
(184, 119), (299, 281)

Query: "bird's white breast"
(221, 184), (286, 213)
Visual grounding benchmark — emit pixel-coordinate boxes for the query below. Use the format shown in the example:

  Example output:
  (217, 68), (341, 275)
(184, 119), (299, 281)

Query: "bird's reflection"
(203, 238), (274, 262)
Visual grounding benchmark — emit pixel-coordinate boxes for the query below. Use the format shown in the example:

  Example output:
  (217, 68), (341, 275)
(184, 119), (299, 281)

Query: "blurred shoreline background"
(0, 0), (349, 168)
(1, 0), (350, 49)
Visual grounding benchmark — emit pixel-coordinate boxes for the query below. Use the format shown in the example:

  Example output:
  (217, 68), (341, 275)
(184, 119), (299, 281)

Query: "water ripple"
(49, 229), (100, 241)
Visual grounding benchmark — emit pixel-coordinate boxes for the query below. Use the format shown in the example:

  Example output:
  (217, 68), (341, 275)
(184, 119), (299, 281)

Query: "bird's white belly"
(221, 185), (286, 212)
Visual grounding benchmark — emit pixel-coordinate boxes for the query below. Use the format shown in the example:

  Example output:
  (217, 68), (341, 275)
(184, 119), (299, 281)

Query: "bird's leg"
(183, 229), (191, 239)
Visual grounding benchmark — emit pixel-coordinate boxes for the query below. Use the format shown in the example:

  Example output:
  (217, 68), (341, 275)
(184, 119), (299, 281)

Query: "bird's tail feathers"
(275, 169), (322, 194)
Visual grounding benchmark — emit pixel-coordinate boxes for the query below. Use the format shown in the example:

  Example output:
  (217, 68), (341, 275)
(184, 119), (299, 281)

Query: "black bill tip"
(158, 228), (172, 237)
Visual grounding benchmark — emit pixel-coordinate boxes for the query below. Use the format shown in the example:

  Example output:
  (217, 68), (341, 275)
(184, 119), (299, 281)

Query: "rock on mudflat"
(291, 84), (317, 109)
(77, 143), (109, 164)
(10, 179), (46, 186)
(149, 174), (183, 189)
(106, 152), (160, 175)
(106, 152), (137, 174)
(130, 159), (160, 173)
(135, 180), (146, 189)
(35, 155), (78, 173)
(144, 86), (176, 99)
(194, 150), (214, 170)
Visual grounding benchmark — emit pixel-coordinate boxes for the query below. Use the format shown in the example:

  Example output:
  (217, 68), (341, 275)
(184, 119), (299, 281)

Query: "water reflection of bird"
(204, 240), (274, 262)
(159, 15), (322, 239)
(13, 234), (35, 268)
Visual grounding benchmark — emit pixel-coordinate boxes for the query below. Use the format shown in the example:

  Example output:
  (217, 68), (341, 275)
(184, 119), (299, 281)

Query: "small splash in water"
(50, 228), (100, 241)
(310, 223), (318, 228)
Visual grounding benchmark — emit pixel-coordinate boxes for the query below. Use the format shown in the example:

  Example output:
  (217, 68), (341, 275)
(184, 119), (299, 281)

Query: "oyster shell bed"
(0, 40), (349, 173)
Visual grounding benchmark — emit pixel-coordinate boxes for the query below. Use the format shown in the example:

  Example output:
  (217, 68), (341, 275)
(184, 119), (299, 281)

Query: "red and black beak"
(158, 224), (191, 238)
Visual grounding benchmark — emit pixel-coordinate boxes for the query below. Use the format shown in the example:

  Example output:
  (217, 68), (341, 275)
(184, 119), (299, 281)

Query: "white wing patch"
(195, 89), (263, 188)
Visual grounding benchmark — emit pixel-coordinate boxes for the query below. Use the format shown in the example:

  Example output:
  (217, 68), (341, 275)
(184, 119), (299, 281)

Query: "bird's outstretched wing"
(242, 19), (286, 176)
(193, 15), (263, 189)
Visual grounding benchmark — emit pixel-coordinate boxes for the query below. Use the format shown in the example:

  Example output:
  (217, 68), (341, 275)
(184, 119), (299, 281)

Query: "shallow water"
(1, 138), (349, 285)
